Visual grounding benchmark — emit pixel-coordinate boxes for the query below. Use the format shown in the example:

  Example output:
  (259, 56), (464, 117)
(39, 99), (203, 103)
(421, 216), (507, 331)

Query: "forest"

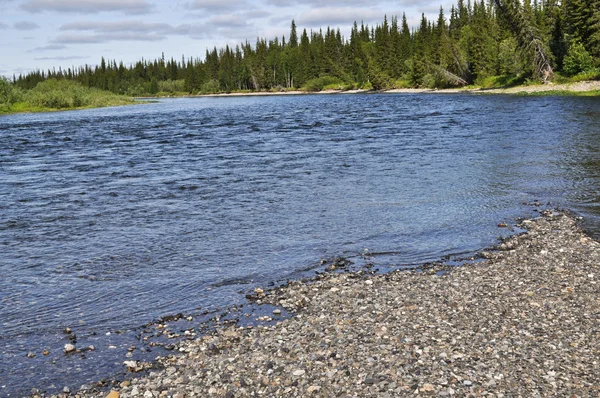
(4, 0), (600, 100)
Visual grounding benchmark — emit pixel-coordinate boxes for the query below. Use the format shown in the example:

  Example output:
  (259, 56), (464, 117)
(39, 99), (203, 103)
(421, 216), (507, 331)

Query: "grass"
(514, 89), (600, 97)
(0, 79), (135, 116)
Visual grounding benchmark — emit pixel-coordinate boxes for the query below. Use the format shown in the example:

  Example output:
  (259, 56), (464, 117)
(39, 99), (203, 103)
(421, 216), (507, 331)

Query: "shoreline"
(3, 80), (598, 116)
(190, 80), (600, 98)
(45, 209), (600, 397)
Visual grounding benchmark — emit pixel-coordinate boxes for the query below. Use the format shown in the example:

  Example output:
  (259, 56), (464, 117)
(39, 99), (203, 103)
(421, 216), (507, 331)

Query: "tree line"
(12, 0), (600, 94)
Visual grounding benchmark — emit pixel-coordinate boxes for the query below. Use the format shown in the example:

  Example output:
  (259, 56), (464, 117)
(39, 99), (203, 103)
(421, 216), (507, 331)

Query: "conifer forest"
(7, 0), (600, 95)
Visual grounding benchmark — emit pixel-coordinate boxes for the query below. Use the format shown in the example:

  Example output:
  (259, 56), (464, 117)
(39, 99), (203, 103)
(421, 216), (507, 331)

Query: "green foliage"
(10, 0), (600, 93)
(157, 79), (186, 94)
(563, 41), (595, 75)
(2, 78), (132, 114)
(0, 77), (24, 113)
(302, 76), (343, 91)
(200, 79), (221, 94)
(149, 78), (159, 95)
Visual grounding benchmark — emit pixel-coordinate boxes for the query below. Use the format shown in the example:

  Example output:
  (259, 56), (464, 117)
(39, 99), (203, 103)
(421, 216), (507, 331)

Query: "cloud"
(296, 7), (386, 26)
(14, 21), (40, 30)
(53, 32), (166, 44)
(55, 18), (255, 43)
(207, 15), (248, 27)
(0, 22), (8, 29)
(34, 55), (89, 61)
(187, 0), (246, 11)
(21, 0), (154, 14)
(28, 44), (67, 52)
(268, 0), (375, 5)
(60, 20), (176, 34)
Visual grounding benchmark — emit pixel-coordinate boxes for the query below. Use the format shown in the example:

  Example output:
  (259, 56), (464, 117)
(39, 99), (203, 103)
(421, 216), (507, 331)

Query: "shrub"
(563, 41), (594, 76)
(302, 76), (343, 92)
(0, 77), (23, 107)
(200, 79), (221, 94)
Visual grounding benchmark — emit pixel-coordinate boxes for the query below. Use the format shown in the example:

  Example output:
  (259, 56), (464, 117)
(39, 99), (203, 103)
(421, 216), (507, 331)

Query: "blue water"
(1, 93), (600, 395)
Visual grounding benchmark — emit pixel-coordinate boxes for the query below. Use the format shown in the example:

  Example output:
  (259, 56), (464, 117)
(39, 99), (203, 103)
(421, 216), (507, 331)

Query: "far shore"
(180, 79), (600, 98)
(3, 80), (598, 117)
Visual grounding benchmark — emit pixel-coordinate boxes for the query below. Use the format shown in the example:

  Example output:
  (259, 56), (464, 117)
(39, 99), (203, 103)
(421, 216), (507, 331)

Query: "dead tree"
(429, 64), (469, 86)
(494, 0), (554, 82)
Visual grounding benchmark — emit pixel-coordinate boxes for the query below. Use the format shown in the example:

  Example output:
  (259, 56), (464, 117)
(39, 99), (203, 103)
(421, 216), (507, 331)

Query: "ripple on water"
(1, 94), (600, 395)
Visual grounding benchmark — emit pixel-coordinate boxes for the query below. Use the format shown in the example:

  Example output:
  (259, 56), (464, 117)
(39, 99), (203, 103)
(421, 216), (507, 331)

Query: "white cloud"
(21, 0), (154, 14)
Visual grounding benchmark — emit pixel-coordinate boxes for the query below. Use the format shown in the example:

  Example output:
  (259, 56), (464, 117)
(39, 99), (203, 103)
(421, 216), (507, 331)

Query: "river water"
(1, 93), (599, 395)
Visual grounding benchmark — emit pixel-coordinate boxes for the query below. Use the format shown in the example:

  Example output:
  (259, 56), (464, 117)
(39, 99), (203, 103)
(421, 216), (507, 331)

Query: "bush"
(0, 77), (23, 108)
(200, 79), (221, 94)
(302, 76), (343, 92)
(563, 41), (594, 76)
(158, 79), (185, 94)
(22, 79), (132, 111)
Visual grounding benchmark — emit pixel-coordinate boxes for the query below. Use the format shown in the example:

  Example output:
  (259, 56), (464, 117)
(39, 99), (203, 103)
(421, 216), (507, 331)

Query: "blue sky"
(0, 0), (452, 78)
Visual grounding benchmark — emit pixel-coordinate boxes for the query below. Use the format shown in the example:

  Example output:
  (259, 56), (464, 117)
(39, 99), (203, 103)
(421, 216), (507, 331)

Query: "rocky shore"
(42, 211), (599, 397)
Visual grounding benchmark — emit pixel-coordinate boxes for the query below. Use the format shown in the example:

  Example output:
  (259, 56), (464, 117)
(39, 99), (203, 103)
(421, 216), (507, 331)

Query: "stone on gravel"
(38, 212), (600, 398)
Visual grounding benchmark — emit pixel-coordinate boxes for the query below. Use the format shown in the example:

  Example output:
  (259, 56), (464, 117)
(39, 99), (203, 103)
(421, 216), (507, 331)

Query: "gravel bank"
(46, 212), (599, 397)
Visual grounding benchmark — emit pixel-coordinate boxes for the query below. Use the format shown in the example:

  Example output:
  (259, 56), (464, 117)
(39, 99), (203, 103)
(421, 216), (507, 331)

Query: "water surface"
(1, 93), (600, 395)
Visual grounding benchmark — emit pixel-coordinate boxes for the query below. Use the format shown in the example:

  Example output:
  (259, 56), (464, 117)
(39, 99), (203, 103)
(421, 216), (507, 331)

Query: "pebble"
(63, 344), (76, 354)
(33, 213), (600, 398)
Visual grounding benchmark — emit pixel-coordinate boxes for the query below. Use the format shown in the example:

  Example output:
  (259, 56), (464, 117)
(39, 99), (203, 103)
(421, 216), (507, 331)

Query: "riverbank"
(195, 80), (600, 97)
(3, 80), (599, 116)
(47, 210), (599, 397)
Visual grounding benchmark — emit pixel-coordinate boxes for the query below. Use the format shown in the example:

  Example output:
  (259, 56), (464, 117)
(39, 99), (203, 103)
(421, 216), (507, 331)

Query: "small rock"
(273, 309), (281, 315)
(463, 380), (473, 386)
(26, 352), (35, 358)
(106, 391), (120, 398)
(143, 391), (154, 398)
(64, 344), (76, 354)
(63, 386), (70, 394)
(421, 383), (436, 392)
(42, 350), (50, 356)
(307, 385), (321, 393)
(292, 369), (306, 376)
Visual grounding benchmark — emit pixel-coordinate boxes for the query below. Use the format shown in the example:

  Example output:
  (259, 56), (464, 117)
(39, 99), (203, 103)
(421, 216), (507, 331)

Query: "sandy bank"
(51, 210), (600, 397)
(189, 80), (600, 98)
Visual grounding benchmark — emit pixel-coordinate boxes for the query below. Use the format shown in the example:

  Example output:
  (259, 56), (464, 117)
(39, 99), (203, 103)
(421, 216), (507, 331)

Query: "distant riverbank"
(3, 79), (598, 116)
(194, 80), (600, 98)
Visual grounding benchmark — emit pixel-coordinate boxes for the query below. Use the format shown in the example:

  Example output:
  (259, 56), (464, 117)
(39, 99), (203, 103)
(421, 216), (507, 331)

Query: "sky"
(0, 0), (453, 78)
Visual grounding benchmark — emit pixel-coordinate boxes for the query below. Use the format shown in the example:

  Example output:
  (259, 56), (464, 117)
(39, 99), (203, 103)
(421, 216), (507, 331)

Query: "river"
(1, 93), (599, 395)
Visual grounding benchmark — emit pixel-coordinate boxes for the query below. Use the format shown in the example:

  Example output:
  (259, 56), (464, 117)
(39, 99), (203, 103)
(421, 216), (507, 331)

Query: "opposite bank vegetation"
(2, 0), (600, 114)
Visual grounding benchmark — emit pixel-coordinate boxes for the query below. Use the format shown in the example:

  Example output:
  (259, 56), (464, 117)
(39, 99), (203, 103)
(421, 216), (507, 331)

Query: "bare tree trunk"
(494, 0), (553, 82)
(429, 64), (469, 86)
